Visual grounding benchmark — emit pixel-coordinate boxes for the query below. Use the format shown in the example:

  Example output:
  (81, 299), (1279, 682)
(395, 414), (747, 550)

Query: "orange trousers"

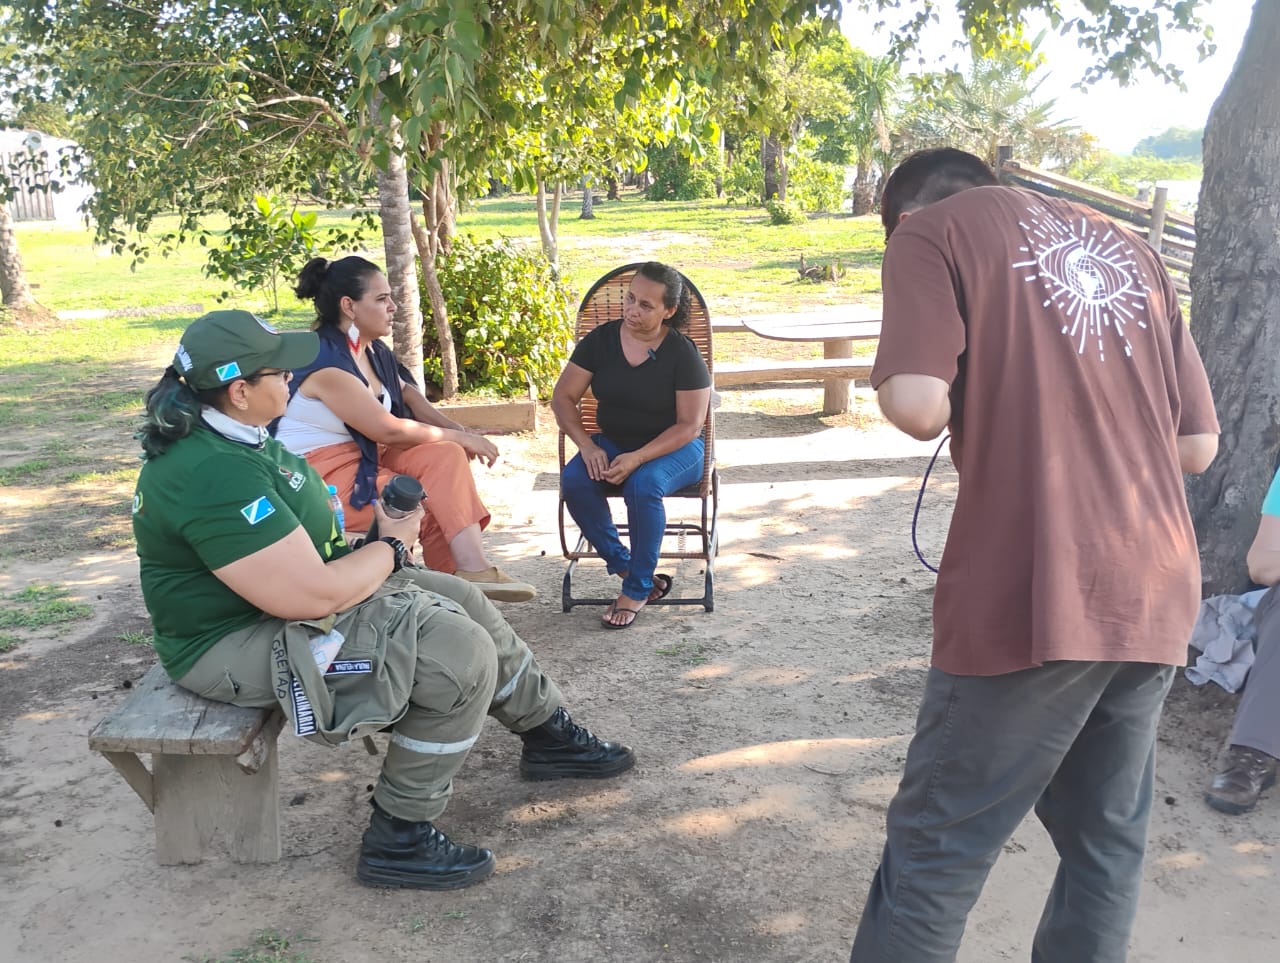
(304, 440), (490, 574)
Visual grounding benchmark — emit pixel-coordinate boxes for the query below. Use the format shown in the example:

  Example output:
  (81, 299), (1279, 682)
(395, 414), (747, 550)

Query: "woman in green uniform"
(132, 309), (633, 890)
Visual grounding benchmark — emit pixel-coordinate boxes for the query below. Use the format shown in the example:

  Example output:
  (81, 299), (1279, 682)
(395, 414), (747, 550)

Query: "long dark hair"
(135, 367), (230, 460)
(636, 261), (693, 331)
(294, 255), (383, 329)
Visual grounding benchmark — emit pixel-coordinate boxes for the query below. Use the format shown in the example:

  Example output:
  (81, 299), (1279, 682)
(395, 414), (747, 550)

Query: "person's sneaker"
(356, 800), (495, 890)
(1204, 745), (1278, 815)
(453, 566), (537, 602)
(519, 706), (636, 781)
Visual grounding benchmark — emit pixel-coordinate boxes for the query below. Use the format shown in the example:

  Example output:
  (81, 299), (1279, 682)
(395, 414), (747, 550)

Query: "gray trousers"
(1231, 584), (1280, 758)
(850, 660), (1175, 963)
(178, 567), (562, 823)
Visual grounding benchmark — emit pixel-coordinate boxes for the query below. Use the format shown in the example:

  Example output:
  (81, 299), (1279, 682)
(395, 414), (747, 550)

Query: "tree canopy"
(1133, 126), (1204, 160)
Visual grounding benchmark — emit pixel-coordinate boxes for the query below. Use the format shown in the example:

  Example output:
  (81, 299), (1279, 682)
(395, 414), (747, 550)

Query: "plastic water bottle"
(326, 485), (345, 532)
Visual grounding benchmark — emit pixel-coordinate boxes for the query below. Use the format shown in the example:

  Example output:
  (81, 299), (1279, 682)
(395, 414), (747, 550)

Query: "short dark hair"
(880, 148), (999, 238)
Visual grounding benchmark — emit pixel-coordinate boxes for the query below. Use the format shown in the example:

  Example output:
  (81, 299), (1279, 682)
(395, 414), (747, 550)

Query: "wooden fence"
(3, 151), (55, 222)
(996, 150), (1194, 296)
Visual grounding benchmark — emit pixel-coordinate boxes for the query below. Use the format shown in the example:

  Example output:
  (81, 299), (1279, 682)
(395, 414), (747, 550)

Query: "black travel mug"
(365, 474), (426, 543)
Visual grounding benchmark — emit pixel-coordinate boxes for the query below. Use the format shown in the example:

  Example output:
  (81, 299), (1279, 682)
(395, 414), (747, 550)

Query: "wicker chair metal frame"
(558, 263), (719, 613)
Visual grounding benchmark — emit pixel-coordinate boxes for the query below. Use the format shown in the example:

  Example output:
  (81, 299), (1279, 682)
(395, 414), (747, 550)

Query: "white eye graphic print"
(1011, 205), (1150, 361)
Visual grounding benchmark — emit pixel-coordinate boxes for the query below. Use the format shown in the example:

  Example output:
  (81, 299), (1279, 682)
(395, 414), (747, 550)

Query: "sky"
(839, 2), (1253, 153)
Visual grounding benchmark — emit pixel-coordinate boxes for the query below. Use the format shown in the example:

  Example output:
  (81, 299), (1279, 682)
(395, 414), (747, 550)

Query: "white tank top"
(275, 390), (391, 455)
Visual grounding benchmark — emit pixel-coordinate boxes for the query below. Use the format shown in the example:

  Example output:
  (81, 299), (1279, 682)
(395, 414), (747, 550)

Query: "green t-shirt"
(132, 425), (349, 679)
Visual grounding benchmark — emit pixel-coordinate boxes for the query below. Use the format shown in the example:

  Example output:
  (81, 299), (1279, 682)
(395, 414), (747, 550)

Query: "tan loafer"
(453, 566), (537, 603)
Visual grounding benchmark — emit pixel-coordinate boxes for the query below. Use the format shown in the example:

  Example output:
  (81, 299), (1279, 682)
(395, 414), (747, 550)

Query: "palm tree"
(846, 52), (900, 215)
(894, 33), (1093, 170)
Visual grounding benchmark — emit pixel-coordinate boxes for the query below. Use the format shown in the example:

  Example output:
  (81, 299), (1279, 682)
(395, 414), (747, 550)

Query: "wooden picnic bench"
(88, 663), (284, 865)
(714, 315), (881, 414)
(715, 357), (874, 387)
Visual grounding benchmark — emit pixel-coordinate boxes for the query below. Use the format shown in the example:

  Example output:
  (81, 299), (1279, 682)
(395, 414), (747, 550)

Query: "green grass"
(15, 208), (372, 317)
(655, 639), (710, 665)
(119, 630), (153, 646)
(0, 632), (22, 653)
(0, 584), (93, 629)
(14, 189), (884, 321)
(459, 192), (885, 312)
(189, 930), (318, 963)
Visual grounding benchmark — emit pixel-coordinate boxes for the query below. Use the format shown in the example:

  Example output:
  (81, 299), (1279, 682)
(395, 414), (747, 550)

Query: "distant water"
(1159, 179), (1201, 214)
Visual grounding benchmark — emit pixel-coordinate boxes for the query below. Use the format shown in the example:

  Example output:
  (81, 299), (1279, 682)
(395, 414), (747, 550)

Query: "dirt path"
(1, 388), (1276, 963)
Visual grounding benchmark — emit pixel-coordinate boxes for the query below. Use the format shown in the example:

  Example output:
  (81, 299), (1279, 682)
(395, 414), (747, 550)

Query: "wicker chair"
(557, 263), (719, 613)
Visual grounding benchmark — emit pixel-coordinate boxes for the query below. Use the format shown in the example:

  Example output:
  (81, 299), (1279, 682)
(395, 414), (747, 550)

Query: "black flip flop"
(602, 601), (643, 629)
(647, 573), (674, 603)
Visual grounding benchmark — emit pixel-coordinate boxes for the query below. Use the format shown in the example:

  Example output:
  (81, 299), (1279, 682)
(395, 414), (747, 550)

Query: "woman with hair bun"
(275, 255), (535, 602)
(551, 261), (711, 628)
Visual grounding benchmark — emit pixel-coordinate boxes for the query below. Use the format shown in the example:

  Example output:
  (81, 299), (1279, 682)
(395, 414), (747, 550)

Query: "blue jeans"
(850, 660), (1175, 963)
(561, 434), (704, 602)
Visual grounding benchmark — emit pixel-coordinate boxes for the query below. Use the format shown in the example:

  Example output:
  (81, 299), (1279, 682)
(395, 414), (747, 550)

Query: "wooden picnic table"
(738, 315), (882, 414)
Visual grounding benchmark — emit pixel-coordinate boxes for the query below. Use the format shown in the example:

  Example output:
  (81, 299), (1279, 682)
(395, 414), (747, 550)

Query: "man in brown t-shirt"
(849, 149), (1219, 963)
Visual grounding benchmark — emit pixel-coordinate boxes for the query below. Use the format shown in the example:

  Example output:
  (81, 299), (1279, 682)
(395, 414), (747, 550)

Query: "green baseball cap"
(174, 310), (319, 390)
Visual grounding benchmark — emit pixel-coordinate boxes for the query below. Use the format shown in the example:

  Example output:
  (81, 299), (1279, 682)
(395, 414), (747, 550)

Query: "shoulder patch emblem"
(277, 465), (306, 491)
(240, 495), (276, 525)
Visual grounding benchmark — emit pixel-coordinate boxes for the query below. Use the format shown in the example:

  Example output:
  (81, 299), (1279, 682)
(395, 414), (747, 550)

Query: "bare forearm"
(1177, 433), (1218, 474)
(216, 533), (397, 621)
(1247, 549), (1280, 587)
(552, 395), (596, 450)
(877, 374), (951, 441)
(632, 421), (703, 464)
(378, 417), (466, 449)
(402, 383), (465, 432)
(323, 542), (400, 611)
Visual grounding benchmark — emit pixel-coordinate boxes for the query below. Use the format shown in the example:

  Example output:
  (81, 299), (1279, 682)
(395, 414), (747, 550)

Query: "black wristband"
(378, 536), (408, 573)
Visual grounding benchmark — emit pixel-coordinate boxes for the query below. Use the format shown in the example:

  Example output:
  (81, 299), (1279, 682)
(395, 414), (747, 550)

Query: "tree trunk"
(1187, 0), (1280, 596)
(411, 207), (458, 400)
(536, 180), (562, 272)
(761, 135), (780, 201)
(410, 122), (459, 398)
(852, 159), (877, 216)
(376, 126), (425, 384)
(606, 175), (620, 201)
(579, 178), (595, 219)
(715, 126), (726, 198)
(0, 199), (38, 312)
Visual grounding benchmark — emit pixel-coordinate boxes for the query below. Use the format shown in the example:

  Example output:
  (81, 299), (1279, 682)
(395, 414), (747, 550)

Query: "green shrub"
(422, 236), (574, 399)
(723, 154), (764, 205)
(645, 142), (720, 201)
(765, 199), (806, 226)
(787, 155), (846, 213)
(203, 194), (370, 313)
(723, 150), (843, 213)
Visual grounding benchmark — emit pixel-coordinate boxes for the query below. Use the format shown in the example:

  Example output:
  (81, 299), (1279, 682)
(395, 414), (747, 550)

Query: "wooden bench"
(88, 663), (284, 865)
(714, 357), (874, 387)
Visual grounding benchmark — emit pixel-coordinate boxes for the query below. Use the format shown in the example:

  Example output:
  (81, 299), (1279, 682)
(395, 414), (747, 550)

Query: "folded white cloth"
(1185, 589), (1268, 693)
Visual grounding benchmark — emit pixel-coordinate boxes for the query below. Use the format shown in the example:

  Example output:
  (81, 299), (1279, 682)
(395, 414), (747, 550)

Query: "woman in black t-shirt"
(551, 262), (712, 628)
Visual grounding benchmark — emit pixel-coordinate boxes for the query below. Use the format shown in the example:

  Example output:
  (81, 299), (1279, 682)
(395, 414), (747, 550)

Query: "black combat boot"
(1205, 745), (1278, 815)
(356, 799), (495, 890)
(518, 706), (636, 781)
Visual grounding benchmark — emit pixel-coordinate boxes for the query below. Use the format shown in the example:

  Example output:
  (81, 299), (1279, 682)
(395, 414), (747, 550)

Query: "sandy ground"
(1, 387), (1276, 963)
